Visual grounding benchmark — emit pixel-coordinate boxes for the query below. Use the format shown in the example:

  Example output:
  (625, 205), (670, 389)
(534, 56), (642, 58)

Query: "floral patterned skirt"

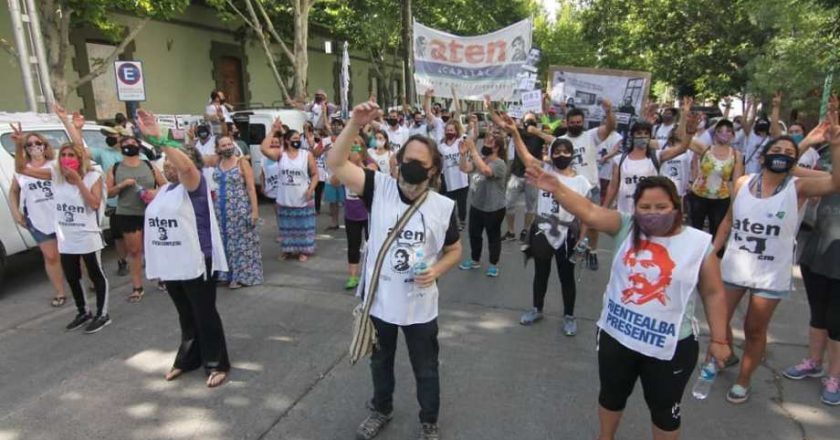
(277, 204), (316, 255)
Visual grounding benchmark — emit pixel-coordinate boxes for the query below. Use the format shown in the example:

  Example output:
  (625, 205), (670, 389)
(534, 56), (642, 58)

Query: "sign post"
(115, 61), (146, 128)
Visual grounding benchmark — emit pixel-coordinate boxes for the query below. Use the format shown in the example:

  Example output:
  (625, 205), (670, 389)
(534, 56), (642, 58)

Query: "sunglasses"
(26, 141), (45, 148)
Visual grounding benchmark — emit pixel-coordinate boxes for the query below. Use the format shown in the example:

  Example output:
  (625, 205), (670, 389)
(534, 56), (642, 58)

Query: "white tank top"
(53, 169), (104, 254)
(262, 159), (280, 199)
(660, 148), (690, 197)
(364, 172), (455, 326)
(721, 174), (799, 291)
(15, 161), (56, 233)
(276, 150), (311, 208)
(144, 182), (228, 280)
(368, 149), (392, 175)
(535, 165), (591, 249)
(616, 151), (660, 214)
(438, 139), (468, 191)
(597, 226), (711, 360)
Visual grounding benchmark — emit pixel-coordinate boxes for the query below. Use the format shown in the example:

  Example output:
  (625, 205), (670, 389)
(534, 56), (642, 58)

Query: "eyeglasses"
(26, 141), (44, 148)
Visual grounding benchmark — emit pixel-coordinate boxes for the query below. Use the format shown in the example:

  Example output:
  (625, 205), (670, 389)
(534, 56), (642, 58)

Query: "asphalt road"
(0, 202), (836, 440)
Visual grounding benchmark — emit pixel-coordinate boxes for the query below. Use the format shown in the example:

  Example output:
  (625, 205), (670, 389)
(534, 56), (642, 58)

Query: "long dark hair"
(395, 134), (443, 189)
(631, 176), (683, 250)
(761, 135), (800, 162)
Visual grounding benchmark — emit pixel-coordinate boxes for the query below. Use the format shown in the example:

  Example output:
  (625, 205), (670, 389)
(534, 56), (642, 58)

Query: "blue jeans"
(370, 316), (440, 423)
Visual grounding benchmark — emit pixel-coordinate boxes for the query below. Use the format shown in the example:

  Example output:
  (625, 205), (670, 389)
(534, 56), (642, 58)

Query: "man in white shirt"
(205, 90), (232, 135)
(373, 110), (410, 149)
(653, 107), (677, 144)
(560, 101), (615, 270)
(741, 118), (772, 174)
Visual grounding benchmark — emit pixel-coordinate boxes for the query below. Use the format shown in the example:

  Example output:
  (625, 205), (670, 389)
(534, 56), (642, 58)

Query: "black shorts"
(597, 329), (698, 432)
(111, 214), (144, 239)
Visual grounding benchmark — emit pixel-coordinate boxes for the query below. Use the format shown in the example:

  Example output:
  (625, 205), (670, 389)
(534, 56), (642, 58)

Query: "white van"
(231, 108), (307, 188)
(0, 112), (157, 282)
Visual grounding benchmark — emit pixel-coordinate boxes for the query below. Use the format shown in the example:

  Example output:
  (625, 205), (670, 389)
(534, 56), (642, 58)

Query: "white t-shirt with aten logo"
(361, 171), (459, 326)
(52, 168), (104, 254)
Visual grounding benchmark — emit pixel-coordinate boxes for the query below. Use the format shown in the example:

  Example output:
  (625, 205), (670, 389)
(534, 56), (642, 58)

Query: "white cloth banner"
(413, 19), (532, 101)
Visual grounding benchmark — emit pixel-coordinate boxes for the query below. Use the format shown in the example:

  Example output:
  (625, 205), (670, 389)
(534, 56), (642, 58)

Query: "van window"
(1, 130), (70, 155)
(248, 123), (266, 145)
(82, 130), (110, 150)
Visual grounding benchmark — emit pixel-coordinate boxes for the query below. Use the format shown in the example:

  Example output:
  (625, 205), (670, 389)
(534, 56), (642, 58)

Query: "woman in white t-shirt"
(328, 102), (462, 440)
(261, 118), (320, 261)
(713, 129), (840, 404)
(438, 120), (469, 228)
(502, 115), (590, 336)
(368, 131), (393, 175)
(8, 125), (66, 307)
(528, 163), (731, 439)
(16, 134), (110, 334)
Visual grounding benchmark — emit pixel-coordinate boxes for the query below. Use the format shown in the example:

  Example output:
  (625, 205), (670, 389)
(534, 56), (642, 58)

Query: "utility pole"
(7, 0), (56, 112)
(401, 0), (415, 105)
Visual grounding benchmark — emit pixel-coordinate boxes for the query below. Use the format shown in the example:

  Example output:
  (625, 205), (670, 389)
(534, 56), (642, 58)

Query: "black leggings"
(532, 235), (577, 315)
(345, 218), (369, 264)
(801, 265), (840, 341)
(598, 330), (698, 432)
(61, 251), (109, 316)
(165, 258), (231, 373)
(468, 207), (505, 265)
(443, 187), (469, 223)
(688, 193), (729, 239)
(314, 181), (326, 214)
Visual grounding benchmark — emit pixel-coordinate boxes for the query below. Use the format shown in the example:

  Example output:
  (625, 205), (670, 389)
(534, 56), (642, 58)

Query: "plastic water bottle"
(691, 359), (718, 400)
(569, 237), (590, 264)
(412, 248), (430, 297)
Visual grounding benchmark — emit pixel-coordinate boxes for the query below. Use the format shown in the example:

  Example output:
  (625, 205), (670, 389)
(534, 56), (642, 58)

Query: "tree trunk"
(401, 0), (414, 104)
(292, 1), (311, 99)
(40, 0), (71, 102)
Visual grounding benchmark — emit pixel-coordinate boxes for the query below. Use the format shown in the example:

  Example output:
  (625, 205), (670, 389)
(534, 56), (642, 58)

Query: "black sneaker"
(66, 312), (92, 331)
(355, 410), (392, 440)
(418, 423), (440, 440)
(117, 259), (128, 276)
(519, 228), (528, 243)
(84, 315), (111, 334)
(503, 231), (516, 241)
(587, 252), (599, 271)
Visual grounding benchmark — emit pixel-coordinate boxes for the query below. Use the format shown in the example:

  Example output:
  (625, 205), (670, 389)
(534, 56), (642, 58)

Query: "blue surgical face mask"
(790, 133), (804, 145)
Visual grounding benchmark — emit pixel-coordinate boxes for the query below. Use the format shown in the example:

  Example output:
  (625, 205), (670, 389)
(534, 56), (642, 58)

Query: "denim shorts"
(724, 282), (790, 300)
(26, 216), (56, 244)
(324, 183), (346, 203)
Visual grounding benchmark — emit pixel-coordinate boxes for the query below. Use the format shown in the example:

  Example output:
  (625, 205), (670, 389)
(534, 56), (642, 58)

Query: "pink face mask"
(60, 157), (80, 171)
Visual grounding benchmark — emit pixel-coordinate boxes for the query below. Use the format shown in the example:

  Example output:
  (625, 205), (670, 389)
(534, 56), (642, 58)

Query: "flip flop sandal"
(228, 282), (242, 290)
(127, 287), (145, 303)
(207, 370), (228, 388)
(51, 296), (67, 307)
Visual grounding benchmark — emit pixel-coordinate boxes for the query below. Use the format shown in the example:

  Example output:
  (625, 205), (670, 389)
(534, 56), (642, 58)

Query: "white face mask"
(376, 140), (386, 149)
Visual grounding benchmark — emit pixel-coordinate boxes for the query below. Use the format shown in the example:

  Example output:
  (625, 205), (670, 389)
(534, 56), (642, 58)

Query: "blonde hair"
(22, 132), (55, 161)
(54, 143), (92, 183)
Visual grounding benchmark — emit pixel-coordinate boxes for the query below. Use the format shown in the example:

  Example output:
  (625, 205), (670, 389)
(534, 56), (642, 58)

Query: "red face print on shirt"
(621, 240), (675, 306)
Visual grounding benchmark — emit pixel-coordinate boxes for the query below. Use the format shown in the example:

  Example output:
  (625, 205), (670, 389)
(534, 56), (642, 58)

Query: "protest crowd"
(6, 15), (840, 440)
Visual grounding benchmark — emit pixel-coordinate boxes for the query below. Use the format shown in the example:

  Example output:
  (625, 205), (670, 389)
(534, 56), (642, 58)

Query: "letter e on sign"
(115, 61), (147, 102)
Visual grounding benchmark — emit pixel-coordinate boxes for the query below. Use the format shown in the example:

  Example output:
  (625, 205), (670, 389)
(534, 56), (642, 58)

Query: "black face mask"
(765, 153), (795, 173)
(197, 130), (210, 139)
(314, 96), (324, 104)
(106, 137), (118, 147)
(567, 125), (584, 137)
(524, 120), (538, 129)
(441, 115), (450, 123)
(552, 155), (574, 170)
(289, 140), (302, 149)
(219, 148), (235, 158)
(121, 144), (140, 157)
(386, 118), (398, 126)
(481, 146), (494, 156)
(400, 160), (430, 184)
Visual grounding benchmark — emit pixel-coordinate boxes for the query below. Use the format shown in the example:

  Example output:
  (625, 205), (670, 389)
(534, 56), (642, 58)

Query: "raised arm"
(424, 89), (435, 125)
(770, 91), (782, 138)
(136, 109), (201, 191)
(660, 97), (695, 162)
(450, 86), (462, 122)
(597, 98), (616, 142)
(797, 107), (840, 198)
(12, 125), (51, 180)
(526, 163), (622, 234)
(53, 103), (84, 151)
(499, 113), (540, 168)
(741, 98), (758, 135)
(260, 118), (284, 161)
(327, 102), (379, 195)
(458, 140), (475, 174)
